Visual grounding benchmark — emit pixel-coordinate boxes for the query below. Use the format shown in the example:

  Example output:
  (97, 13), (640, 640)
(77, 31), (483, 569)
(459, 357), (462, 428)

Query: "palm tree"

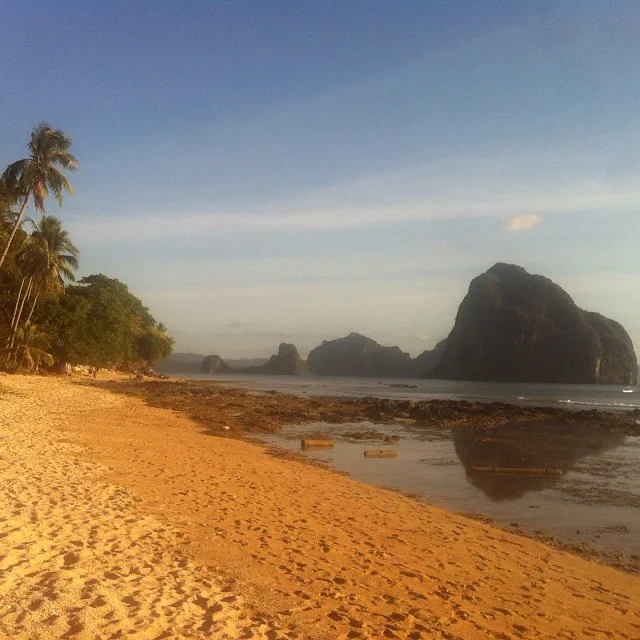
(9, 216), (79, 348)
(0, 123), (77, 269)
(7, 239), (42, 345)
(25, 216), (79, 322)
(0, 323), (54, 373)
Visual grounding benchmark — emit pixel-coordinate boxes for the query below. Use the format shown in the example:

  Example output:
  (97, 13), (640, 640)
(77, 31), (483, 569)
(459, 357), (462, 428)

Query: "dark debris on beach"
(79, 379), (640, 438)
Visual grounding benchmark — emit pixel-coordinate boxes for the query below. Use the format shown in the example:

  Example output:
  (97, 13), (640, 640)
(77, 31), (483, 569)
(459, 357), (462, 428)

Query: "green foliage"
(1, 123), (172, 374)
(40, 274), (172, 369)
(2, 122), (77, 211)
(0, 177), (20, 231)
(27, 216), (79, 287)
(135, 328), (174, 365)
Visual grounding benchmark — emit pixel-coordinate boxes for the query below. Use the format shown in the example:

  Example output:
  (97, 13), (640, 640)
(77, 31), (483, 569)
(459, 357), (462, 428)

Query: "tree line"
(0, 123), (173, 373)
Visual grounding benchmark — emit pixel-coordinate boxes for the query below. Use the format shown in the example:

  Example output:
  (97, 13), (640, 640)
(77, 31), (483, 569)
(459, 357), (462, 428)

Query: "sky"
(2, 0), (640, 358)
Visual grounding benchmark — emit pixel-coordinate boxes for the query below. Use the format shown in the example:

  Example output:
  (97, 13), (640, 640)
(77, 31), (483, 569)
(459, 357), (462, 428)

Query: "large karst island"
(434, 263), (637, 384)
(158, 264), (637, 385)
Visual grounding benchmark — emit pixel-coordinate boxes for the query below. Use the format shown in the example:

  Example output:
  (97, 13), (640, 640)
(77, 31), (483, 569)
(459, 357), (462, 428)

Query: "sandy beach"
(1, 375), (639, 639)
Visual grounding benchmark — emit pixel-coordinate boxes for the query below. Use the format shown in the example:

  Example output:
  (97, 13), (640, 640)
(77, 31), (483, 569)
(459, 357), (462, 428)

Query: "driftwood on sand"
(301, 439), (334, 450)
(364, 449), (398, 458)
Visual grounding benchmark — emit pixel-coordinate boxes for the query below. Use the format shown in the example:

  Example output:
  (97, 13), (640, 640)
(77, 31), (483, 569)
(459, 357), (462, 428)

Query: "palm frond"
(31, 181), (47, 213)
(45, 167), (74, 205)
(60, 253), (79, 270)
(48, 150), (78, 171)
(2, 159), (29, 185)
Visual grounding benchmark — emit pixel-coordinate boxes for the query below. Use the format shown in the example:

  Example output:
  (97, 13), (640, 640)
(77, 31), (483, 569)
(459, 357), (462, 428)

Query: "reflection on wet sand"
(452, 420), (626, 501)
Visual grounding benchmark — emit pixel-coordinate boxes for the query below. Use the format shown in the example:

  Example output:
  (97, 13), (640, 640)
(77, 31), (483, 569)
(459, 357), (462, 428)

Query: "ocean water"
(181, 373), (640, 411)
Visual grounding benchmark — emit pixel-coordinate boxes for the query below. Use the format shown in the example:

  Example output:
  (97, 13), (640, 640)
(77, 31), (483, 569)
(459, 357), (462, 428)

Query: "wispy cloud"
(502, 213), (542, 233)
(435, 240), (458, 253)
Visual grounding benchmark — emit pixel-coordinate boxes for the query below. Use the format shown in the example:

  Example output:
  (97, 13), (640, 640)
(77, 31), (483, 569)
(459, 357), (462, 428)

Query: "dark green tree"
(41, 274), (172, 369)
(135, 328), (174, 366)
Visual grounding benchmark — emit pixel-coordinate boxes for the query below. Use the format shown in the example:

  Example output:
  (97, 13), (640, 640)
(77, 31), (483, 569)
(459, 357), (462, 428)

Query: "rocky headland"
(434, 263), (638, 384)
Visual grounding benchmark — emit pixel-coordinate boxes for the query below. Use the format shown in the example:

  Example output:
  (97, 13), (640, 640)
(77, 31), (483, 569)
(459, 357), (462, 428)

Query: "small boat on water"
(388, 383), (418, 389)
(622, 388), (635, 393)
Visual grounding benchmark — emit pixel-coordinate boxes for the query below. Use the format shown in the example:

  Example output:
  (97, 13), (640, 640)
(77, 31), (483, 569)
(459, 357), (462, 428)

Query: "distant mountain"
(155, 352), (203, 373)
(226, 357), (269, 369)
(238, 343), (311, 376)
(308, 333), (410, 377)
(201, 355), (232, 374)
(433, 263), (638, 384)
(306, 332), (441, 378)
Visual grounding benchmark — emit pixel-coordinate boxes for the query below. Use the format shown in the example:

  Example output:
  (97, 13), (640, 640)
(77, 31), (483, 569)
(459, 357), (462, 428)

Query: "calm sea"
(180, 373), (640, 410)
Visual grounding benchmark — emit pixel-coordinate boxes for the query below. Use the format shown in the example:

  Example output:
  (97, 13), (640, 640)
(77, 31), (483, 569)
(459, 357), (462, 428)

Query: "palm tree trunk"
(11, 277), (31, 331)
(25, 279), (44, 326)
(10, 277), (33, 348)
(9, 277), (26, 332)
(0, 191), (30, 270)
(6, 276), (27, 348)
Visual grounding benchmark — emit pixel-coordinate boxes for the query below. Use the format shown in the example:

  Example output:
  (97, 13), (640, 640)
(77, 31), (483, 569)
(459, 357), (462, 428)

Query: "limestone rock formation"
(200, 354), (232, 374)
(433, 263), (637, 384)
(241, 343), (311, 376)
(308, 333), (413, 378)
(307, 333), (446, 378)
(411, 339), (447, 378)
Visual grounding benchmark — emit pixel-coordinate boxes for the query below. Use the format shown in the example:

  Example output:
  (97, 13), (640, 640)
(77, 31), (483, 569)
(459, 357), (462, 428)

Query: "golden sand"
(0, 374), (638, 639)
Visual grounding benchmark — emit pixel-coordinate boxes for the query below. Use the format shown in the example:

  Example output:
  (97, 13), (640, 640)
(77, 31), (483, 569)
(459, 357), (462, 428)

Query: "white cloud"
(435, 240), (458, 253)
(502, 213), (542, 233)
(414, 333), (430, 342)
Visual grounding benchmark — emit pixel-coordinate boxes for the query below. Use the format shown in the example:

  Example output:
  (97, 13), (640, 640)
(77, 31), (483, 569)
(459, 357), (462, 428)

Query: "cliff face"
(434, 263), (637, 384)
(200, 355), (232, 374)
(262, 343), (311, 375)
(411, 339), (447, 378)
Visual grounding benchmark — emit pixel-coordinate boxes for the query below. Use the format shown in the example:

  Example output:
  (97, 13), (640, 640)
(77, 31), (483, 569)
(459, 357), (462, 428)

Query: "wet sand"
(1, 374), (640, 639)
(259, 421), (640, 571)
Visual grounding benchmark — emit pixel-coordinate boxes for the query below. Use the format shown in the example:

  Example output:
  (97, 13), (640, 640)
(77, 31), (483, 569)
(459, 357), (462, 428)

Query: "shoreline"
(2, 373), (640, 638)
(80, 377), (640, 573)
(83, 377), (640, 436)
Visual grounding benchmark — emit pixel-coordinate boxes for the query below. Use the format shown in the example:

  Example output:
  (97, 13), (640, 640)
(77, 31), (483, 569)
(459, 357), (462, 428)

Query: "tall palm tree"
(9, 216), (79, 347)
(8, 238), (42, 344)
(0, 123), (77, 269)
(25, 216), (79, 323)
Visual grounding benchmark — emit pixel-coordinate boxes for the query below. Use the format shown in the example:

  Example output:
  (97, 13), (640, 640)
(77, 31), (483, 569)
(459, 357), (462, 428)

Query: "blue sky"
(2, 1), (639, 358)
